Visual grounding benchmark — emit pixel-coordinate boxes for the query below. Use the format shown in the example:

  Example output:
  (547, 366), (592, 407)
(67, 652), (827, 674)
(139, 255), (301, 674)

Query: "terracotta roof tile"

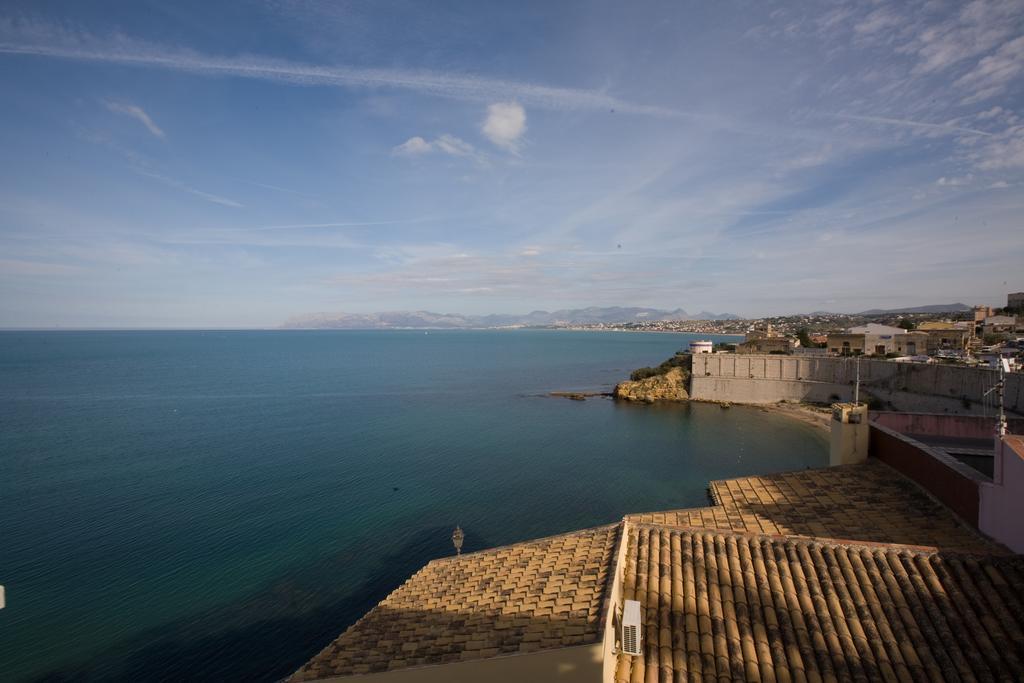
(615, 525), (1024, 683)
(292, 461), (1013, 680)
(628, 460), (1000, 554)
(289, 523), (620, 681)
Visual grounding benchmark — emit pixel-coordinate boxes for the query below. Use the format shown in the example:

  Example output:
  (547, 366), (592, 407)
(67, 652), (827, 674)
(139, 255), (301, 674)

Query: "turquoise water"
(0, 330), (827, 681)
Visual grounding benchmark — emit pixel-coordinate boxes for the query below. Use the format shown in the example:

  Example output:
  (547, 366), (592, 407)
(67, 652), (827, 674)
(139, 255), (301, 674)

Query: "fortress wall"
(689, 354), (1023, 416)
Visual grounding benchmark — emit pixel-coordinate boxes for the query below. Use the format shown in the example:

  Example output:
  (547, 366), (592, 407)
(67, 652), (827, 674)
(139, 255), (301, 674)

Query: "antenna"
(854, 356), (861, 405)
(983, 359), (1009, 438)
(998, 359), (1009, 437)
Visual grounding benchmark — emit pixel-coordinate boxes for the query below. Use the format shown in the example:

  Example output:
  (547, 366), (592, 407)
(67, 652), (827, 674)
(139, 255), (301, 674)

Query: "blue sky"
(1, 0), (1022, 327)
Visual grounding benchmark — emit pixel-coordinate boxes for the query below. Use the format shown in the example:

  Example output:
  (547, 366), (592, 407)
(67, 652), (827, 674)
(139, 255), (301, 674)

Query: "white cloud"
(392, 134), (477, 158)
(935, 174), (973, 186)
(104, 100), (165, 138)
(392, 136), (432, 155)
(482, 102), (526, 151)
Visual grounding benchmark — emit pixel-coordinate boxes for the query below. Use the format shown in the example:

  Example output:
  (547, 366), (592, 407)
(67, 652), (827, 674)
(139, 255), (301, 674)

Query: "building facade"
(736, 336), (795, 354)
(983, 315), (1019, 337)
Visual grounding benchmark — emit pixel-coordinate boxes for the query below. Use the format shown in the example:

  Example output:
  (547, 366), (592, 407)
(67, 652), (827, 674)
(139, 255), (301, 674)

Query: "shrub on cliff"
(630, 367), (661, 381)
(628, 353), (691, 381)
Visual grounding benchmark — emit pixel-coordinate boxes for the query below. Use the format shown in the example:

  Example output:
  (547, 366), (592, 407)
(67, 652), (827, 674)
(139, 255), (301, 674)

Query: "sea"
(0, 330), (827, 682)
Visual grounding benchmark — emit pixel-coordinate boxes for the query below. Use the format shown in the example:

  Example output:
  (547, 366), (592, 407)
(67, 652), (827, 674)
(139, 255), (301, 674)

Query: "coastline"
(685, 398), (832, 433)
(741, 400), (832, 433)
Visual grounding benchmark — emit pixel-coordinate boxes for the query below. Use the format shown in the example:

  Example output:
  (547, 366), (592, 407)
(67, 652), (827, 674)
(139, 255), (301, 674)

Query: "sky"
(1, 0), (1023, 327)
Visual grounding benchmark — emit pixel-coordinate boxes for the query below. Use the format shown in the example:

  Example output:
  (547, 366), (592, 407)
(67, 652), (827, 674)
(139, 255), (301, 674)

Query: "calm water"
(0, 330), (827, 681)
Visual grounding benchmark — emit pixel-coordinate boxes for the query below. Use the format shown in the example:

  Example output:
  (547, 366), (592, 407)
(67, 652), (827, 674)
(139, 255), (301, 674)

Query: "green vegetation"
(897, 319), (916, 330)
(629, 353), (692, 381)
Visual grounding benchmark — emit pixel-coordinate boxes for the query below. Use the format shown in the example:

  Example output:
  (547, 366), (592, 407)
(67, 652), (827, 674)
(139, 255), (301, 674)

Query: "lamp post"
(451, 526), (464, 555)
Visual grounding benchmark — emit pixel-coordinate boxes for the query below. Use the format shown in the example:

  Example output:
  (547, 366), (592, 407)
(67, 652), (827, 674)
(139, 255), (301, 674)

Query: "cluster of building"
(690, 293), (1024, 371)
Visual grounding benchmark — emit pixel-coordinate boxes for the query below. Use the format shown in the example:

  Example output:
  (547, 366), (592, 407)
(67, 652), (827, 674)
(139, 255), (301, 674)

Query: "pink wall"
(979, 436), (1024, 554)
(872, 412), (1024, 439)
(868, 424), (983, 526)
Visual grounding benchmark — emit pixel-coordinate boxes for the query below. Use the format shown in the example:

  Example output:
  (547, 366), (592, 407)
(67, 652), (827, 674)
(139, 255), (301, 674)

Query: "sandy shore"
(756, 401), (832, 433)
(692, 399), (832, 433)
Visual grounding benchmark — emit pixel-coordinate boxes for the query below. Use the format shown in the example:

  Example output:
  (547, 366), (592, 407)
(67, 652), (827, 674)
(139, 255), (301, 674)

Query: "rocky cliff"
(613, 366), (690, 402)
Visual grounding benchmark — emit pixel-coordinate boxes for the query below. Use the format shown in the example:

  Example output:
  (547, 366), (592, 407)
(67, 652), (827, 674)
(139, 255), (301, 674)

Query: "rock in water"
(613, 367), (689, 402)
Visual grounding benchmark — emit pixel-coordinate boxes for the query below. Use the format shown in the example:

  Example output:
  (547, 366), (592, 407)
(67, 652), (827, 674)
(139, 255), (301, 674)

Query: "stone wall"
(689, 354), (1023, 416)
(872, 412), (1024, 438)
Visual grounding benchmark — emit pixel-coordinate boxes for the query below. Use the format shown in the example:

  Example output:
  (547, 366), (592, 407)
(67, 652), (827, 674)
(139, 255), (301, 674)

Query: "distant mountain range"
(281, 307), (740, 329)
(856, 303), (972, 315)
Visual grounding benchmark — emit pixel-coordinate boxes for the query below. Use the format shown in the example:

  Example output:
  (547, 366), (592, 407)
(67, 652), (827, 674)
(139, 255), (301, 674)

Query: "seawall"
(689, 354), (1023, 416)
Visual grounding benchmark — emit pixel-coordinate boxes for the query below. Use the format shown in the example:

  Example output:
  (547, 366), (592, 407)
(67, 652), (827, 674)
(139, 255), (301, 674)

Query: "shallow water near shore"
(0, 329), (827, 682)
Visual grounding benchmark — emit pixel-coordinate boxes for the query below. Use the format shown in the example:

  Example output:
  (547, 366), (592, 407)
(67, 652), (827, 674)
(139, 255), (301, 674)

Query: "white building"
(846, 323), (907, 336)
(689, 339), (714, 354)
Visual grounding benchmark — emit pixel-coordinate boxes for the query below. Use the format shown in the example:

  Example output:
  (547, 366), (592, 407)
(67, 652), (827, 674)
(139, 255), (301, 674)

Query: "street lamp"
(451, 526), (464, 555)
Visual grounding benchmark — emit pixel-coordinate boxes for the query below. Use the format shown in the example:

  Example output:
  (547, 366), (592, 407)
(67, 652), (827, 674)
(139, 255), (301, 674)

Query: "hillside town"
(574, 292), (1024, 371)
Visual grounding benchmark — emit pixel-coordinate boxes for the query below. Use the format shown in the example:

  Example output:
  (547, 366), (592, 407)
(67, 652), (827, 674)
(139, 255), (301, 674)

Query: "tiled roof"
(289, 523), (620, 680)
(615, 525), (1024, 683)
(629, 460), (999, 554)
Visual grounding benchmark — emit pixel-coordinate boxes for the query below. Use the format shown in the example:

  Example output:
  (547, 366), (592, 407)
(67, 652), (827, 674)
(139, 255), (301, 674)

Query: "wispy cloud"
(103, 100), (165, 138)
(239, 218), (438, 232)
(392, 134), (478, 158)
(936, 174), (974, 186)
(954, 34), (1024, 104)
(228, 177), (318, 199)
(828, 112), (994, 137)
(0, 21), (680, 117)
(133, 169), (243, 208)
(0, 258), (84, 276)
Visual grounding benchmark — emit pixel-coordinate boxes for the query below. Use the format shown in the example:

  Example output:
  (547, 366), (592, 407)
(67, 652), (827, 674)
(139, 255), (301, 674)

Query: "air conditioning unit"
(621, 599), (642, 656)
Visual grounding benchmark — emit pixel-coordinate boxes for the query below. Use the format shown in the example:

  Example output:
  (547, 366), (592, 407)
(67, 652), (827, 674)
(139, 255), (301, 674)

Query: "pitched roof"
(290, 463), (1008, 680)
(628, 461), (999, 554)
(614, 525), (1024, 683)
(289, 523), (620, 680)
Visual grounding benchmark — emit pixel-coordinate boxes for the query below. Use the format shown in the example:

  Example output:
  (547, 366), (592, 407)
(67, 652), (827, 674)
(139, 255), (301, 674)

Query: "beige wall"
(600, 521), (631, 683)
(894, 332), (928, 355)
(689, 354), (1024, 415)
(830, 404), (869, 466)
(737, 338), (793, 354)
(826, 333), (865, 355)
(925, 329), (970, 353)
